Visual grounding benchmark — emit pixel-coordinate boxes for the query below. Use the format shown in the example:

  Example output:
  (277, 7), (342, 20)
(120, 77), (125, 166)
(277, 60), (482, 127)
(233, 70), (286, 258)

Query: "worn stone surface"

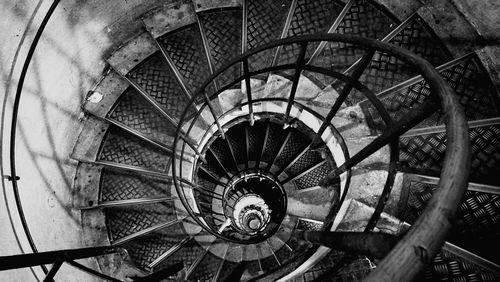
(72, 163), (101, 208)
(84, 71), (129, 117)
(335, 199), (406, 234)
(0, 0), (171, 280)
(193, 0), (242, 12)
(418, 4), (479, 56)
(450, 0), (500, 42)
(107, 32), (158, 75)
(71, 115), (109, 162)
(372, 0), (423, 21)
(287, 186), (336, 221)
(143, 0), (196, 38)
(477, 46), (500, 98)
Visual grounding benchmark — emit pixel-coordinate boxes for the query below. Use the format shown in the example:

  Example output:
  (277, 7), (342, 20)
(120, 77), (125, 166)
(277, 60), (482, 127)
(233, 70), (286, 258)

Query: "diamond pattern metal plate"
(199, 8), (242, 87)
(209, 137), (237, 172)
(259, 247), (279, 273)
(226, 124), (248, 166)
(399, 125), (500, 186)
(400, 180), (500, 263)
(419, 248), (498, 281)
(247, 123), (266, 163)
(246, 0), (292, 71)
(302, 251), (372, 281)
(261, 122), (287, 165)
(108, 87), (176, 144)
(216, 259), (240, 281)
(274, 131), (309, 169)
(274, 244), (294, 266)
(310, 0), (398, 85)
(189, 251), (223, 281)
(122, 224), (186, 269)
(105, 203), (176, 241)
(295, 161), (333, 190)
(277, 0), (344, 65)
(100, 168), (171, 202)
(361, 55), (500, 132)
(355, 16), (451, 98)
(153, 237), (205, 273)
(297, 219), (323, 231)
(202, 150), (227, 178)
(158, 24), (211, 96)
(97, 126), (170, 172)
(127, 52), (192, 121)
(286, 149), (322, 176)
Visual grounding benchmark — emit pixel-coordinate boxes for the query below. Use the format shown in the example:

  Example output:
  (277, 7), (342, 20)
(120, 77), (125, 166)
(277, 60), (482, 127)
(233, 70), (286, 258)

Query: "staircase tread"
(97, 125), (171, 172)
(100, 168), (172, 202)
(108, 86), (176, 144)
(142, 0), (196, 38)
(399, 179), (500, 263)
(126, 52), (194, 121)
(158, 23), (212, 95)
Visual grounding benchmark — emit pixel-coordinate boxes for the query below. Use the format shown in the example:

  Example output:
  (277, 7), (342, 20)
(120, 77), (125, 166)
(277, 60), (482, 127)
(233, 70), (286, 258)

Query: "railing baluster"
(311, 49), (375, 148)
(203, 91), (225, 139)
(44, 260), (63, 282)
(243, 59), (254, 125)
(284, 42), (308, 124)
(319, 98), (438, 186)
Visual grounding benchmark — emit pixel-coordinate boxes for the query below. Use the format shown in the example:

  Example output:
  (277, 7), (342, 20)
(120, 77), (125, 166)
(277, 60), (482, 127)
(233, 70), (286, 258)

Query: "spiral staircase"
(2, 0), (500, 281)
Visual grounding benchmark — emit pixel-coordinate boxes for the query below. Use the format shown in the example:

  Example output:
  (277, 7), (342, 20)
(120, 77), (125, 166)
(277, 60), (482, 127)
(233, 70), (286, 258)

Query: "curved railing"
(171, 34), (470, 281)
(4, 0), (186, 281)
(4, 0), (469, 279)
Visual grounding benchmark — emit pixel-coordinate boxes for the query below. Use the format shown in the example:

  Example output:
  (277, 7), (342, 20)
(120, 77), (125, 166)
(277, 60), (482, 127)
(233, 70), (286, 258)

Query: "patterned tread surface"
(309, 0), (398, 86)
(105, 202), (177, 241)
(295, 162), (333, 190)
(399, 125), (500, 186)
(158, 24), (212, 96)
(108, 87), (176, 144)
(274, 131), (310, 169)
(201, 150), (227, 178)
(198, 8), (242, 88)
(419, 247), (499, 281)
(127, 52), (193, 121)
(97, 126), (170, 172)
(261, 122), (288, 166)
(350, 16), (452, 105)
(100, 168), (171, 202)
(247, 122), (267, 165)
(226, 123), (248, 166)
(209, 137), (237, 173)
(277, 0), (345, 65)
(361, 54), (500, 132)
(299, 252), (373, 282)
(246, 0), (293, 72)
(122, 223), (186, 270)
(400, 179), (500, 263)
(153, 237), (206, 273)
(189, 249), (223, 281)
(286, 149), (322, 176)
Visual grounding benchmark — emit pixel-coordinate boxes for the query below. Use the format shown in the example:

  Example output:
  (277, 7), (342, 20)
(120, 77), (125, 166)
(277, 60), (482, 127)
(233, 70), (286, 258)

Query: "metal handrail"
(7, 0), (61, 278)
(172, 33), (469, 281)
(6, 0), (469, 279)
(5, 0), (186, 281)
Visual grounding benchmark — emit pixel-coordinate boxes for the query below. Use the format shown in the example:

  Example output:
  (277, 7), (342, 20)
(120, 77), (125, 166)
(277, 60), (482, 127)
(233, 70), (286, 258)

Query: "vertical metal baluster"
(243, 59), (254, 125)
(311, 49), (375, 147)
(203, 91), (226, 139)
(284, 42), (308, 124)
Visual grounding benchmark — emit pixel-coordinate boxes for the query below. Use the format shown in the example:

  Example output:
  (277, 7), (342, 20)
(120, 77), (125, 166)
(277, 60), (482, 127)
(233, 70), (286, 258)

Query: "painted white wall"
(0, 0), (167, 280)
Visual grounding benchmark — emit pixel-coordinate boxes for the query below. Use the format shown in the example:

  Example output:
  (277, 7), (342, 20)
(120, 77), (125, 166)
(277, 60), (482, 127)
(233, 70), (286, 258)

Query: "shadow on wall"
(0, 0), (168, 260)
